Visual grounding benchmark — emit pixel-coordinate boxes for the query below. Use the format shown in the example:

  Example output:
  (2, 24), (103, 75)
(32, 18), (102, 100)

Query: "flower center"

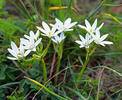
(85, 41), (87, 44)
(63, 26), (66, 29)
(49, 31), (52, 34)
(90, 28), (92, 32)
(17, 53), (21, 56)
(98, 38), (101, 40)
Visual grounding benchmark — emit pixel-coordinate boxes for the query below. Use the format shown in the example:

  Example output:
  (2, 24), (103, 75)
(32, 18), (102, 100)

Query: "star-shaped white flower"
(7, 41), (30, 60)
(51, 18), (77, 32)
(37, 21), (61, 38)
(24, 30), (39, 40)
(75, 33), (93, 48)
(91, 30), (113, 46)
(20, 37), (42, 52)
(51, 32), (66, 44)
(78, 19), (104, 33)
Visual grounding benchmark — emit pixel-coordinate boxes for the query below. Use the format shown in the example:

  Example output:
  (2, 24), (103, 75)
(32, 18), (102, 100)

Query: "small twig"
(110, 89), (122, 96)
(46, 65), (75, 83)
(10, 86), (18, 96)
(87, 87), (93, 100)
(32, 89), (42, 100)
(49, 52), (57, 78)
(12, 61), (28, 76)
(96, 68), (104, 100)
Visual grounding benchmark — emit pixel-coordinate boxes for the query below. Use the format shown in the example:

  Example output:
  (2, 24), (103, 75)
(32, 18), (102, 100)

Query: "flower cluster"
(7, 18), (113, 60)
(76, 19), (113, 48)
(7, 18), (77, 60)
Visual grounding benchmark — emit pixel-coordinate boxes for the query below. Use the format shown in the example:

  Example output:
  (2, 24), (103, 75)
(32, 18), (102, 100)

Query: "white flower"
(24, 30), (39, 40)
(20, 37), (42, 51)
(37, 21), (61, 38)
(51, 18), (77, 32)
(91, 30), (113, 46)
(52, 32), (66, 44)
(75, 33), (93, 48)
(7, 41), (30, 60)
(78, 19), (104, 33)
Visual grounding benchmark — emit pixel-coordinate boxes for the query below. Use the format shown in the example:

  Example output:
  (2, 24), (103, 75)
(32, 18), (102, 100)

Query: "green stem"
(40, 39), (51, 82)
(41, 59), (47, 82)
(55, 41), (64, 84)
(77, 46), (96, 83)
(77, 52), (90, 83)
(41, 39), (51, 58)
(55, 57), (61, 84)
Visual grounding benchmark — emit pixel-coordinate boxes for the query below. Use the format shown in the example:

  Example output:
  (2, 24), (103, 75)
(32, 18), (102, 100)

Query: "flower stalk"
(41, 59), (47, 82)
(77, 46), (96, 83)
(41, 39), (51, 82)
(55, 41), (64, 84)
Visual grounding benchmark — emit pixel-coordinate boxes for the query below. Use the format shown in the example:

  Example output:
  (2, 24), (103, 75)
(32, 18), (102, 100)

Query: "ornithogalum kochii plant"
(7, 18), (113, 99)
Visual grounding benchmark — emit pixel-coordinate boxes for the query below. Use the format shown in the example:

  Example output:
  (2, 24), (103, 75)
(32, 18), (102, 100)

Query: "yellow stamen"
(90, 28), (92, 32)
(63, 26), (66, 29)
(98, 38), (101, 40)
(49, 31), (52, 34)
(17, 53), (21, 56)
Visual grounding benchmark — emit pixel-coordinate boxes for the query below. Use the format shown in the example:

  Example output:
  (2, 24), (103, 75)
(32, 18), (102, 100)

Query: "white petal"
(7, 56), (18, 60)
(99, 42), (105, 46)
(52, 27), (57, 34)
(89, 39), (93, 44)
(55, 18), (63, 27)
(24, 50), (31, 56)
(85, 33), (89, 41)
(79, 45), (84, 48)
(30, 31), (35, 38)
(85, 19), (91, 29)
(32, 48), (36, 51)
(96, 23), (104, 31)
(60, 32), (65, 40)
(79, 35), (85, 41)
(52, 38), (57, 43)
(75, 40), (83, 45)
(37, 26), (47, 34)
(42, 21), (50, 31)
(64, 18), (71, 26)
(54, 30), (62, 36)
(8, 48), (17, 57)
(100, 34), (109, 41)
(20, 38), (29, 45)
(24, 35), (30, 39)
(78, 24), (87, 30)
(92, 19), (97, 30)
(35, 38), (42, 46)
(95, 30), (100, 38)
(11, 41), (18, 52)
(101, 41), (113, 45)
(35, 30), (39, 39)
(67, 22), (77, 28)
(64, 29), (73, 31)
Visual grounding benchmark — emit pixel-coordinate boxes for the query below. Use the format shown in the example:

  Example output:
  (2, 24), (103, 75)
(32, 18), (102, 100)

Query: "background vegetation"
(0, 0), (122, 100)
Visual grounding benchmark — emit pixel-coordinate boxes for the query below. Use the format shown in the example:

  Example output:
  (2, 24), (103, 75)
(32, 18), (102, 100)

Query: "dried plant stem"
(24, 76), (71, 100)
